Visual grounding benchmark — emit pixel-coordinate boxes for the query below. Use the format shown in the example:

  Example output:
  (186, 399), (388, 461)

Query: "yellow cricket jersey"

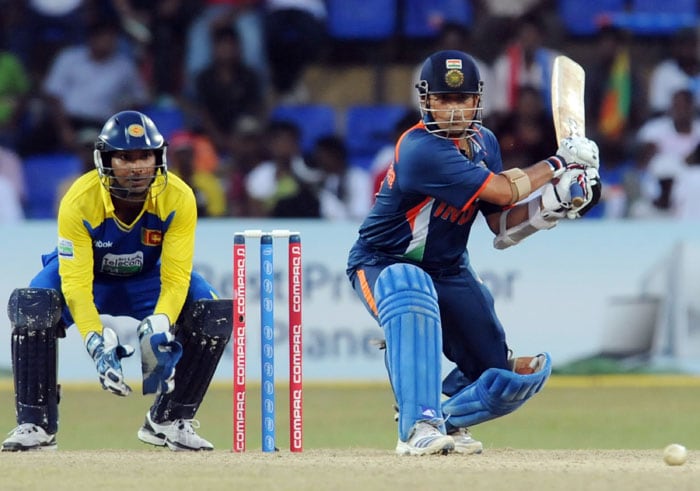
(56, 170), (197, 338)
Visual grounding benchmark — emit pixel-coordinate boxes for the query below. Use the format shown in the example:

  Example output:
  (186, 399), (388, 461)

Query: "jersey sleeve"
(57, 196), (102, 339)
(477, 128), (508, 217)
(154, 184), (198, 323)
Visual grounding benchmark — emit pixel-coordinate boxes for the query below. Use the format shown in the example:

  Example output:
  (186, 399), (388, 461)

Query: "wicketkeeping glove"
(85, 327), (135, 397)
(137, 314), (183, 395)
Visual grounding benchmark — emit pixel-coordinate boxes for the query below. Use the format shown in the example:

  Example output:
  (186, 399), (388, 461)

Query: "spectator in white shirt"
(647, 28), (700, 117)
(636, 89), (700, 212)
(310, 135), (371, 220)
(42, 20), (149, 152)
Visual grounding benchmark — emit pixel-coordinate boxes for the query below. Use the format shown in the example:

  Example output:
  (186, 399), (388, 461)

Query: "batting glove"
(541, 167), (601, 220)
(556, 136), (600, 170)
(567, 167), (602, 219)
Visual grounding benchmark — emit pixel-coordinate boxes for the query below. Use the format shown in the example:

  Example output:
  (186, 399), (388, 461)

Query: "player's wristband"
(545, 156), (566, 177)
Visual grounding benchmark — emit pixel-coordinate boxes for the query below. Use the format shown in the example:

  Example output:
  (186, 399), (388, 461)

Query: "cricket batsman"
(2, 110), (231, 451)
(346, 50), (601, 455)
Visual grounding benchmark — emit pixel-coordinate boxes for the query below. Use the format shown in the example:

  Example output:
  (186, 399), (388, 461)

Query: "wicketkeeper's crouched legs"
(9, 288), (63, 431)
(149, 299), (232, 423)
(2, 288), (63, 451)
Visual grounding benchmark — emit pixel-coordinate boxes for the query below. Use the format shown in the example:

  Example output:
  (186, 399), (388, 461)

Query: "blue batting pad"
(442, 353), (552, 429)
(375, 263), (443, 441)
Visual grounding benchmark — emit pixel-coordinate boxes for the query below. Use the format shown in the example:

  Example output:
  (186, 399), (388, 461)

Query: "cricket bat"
(551, 55), (586, 207)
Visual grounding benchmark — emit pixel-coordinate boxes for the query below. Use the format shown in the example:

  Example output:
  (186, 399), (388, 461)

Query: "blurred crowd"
(1, 0), (700, 222)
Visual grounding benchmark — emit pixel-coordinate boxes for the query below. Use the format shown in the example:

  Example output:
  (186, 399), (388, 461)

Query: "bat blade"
(551, 55), (586, 207)
(551, 55), (585, 141)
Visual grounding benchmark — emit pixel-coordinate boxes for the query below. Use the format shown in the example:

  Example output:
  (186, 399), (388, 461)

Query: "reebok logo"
(94, 240), (113, 248)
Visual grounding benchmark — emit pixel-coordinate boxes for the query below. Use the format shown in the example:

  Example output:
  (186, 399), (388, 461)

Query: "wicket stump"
(232, 229), (303, 453)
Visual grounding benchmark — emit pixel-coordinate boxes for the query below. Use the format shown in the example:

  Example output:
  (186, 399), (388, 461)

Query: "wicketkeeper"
(2, 110), (231, 452)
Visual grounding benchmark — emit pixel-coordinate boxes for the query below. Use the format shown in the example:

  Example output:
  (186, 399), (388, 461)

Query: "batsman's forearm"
(502, 199), (533, 229)
(526, 160), (562, 192)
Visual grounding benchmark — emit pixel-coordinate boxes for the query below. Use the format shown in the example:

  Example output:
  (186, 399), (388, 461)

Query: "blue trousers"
(29, 250), (218, 328)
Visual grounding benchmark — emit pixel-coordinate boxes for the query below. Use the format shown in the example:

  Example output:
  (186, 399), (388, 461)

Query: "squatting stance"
(3, 111), (231, 451)
(346, 50), (601, 455)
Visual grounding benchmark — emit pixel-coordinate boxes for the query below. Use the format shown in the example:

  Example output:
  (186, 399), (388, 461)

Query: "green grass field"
(1, 375), (698, 452)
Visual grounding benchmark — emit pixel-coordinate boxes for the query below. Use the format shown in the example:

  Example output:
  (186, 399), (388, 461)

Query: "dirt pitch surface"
(2, 448), (698, 490)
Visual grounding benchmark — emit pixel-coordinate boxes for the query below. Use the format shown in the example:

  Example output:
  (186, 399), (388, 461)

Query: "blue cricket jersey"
(348, 120), (504, 273)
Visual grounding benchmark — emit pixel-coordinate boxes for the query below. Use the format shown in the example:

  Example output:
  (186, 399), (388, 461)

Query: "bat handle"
(570, 177), (585, 208)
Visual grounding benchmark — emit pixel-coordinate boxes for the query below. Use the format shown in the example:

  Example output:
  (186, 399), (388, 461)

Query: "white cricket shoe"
(137, 411), (213, 451)
(1, 423), (57, 452)
(395, 421), (455, 456)
(448, 427), (483, 455)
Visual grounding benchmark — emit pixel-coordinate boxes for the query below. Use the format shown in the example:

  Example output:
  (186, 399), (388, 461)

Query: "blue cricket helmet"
(93, 110), (169, 198)
(416, 50), (483, 140)
(416, 50), (482, 96)
(95, 110), (166, 153)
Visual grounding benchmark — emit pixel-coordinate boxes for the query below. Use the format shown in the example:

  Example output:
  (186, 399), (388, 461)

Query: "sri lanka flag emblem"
(142, 228), (163, 246)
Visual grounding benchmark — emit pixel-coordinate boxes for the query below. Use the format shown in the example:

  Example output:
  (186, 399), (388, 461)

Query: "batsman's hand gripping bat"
(551, 55), (586, 208)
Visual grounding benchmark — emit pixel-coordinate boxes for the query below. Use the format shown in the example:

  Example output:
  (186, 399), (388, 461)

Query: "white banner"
(2, 217), (700, 382)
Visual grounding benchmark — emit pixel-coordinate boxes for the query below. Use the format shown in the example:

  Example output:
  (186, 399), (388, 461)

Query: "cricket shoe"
(137, 411), (213, 451)
(395, 420), (455, 456)
(1, 423), (57, 451)
(448, 427), (483, 455)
